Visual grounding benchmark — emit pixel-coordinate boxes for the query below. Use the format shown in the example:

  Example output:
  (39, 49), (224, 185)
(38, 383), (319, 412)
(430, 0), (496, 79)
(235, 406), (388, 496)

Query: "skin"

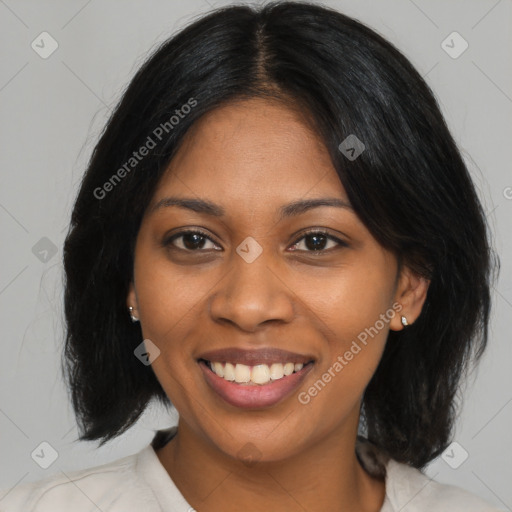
(127, 98), (429, 512)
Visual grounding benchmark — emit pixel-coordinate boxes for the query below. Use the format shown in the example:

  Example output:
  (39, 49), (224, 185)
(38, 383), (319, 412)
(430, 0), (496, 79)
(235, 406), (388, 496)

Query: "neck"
(156, 419), (385, 512)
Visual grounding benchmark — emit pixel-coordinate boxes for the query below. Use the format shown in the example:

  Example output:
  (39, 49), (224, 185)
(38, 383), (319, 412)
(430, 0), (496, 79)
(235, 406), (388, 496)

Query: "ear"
(390, 266), (430, 331)
(126, 281), (139, 317)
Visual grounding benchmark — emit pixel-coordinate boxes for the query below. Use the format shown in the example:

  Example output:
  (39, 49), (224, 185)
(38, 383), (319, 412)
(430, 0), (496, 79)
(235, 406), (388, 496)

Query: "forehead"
(155, 98), (346, 201)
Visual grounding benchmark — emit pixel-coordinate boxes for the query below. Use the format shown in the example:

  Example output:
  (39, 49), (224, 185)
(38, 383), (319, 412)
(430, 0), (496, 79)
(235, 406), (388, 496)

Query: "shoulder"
(355, 437), (500, 511)
(0, 447), (159, 512)
(384, 458), (500, 511)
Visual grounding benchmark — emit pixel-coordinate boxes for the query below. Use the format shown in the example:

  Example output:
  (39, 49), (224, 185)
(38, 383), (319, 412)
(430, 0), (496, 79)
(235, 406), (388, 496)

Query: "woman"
(1, 2), (499, 510)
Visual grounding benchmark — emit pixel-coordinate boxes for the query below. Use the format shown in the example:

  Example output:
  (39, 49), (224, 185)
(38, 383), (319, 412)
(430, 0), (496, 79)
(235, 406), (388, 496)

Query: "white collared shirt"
(0, 434), (500, 511)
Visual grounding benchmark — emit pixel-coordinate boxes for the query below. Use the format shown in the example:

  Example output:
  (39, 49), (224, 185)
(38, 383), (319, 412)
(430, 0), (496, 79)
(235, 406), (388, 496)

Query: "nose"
(209, 251), (295, 332)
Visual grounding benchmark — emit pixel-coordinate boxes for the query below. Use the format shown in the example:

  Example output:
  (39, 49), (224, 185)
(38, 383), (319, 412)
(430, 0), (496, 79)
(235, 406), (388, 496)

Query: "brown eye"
(164, 230), (221, 251)
(289, 230), (346, 253)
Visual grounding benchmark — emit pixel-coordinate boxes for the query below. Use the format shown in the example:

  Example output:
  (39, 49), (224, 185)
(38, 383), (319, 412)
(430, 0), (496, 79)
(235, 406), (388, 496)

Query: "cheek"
(132, 252), (208, 386)
(296, 257), (395, 403)
(134, 245), (213, 342)
(298, 256), (396, 345)
(297, 298), (391, 435)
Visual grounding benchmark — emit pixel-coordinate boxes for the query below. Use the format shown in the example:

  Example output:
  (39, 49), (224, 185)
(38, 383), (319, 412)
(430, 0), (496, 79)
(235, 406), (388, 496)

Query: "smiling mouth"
(199, 359), (314, 386)
(197, 348), (315, 409)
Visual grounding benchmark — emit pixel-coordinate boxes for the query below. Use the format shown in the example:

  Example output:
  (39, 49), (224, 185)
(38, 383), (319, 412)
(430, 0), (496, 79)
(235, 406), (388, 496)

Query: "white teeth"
(212, 361), (224, 378)
(208, 360), (307, 385)
(269, 363), (284, 380)
(234, 363), (251, 383)
(223, 362), (236, 381)
(283, 362), (294, 376)
(251, 364), (271, 384)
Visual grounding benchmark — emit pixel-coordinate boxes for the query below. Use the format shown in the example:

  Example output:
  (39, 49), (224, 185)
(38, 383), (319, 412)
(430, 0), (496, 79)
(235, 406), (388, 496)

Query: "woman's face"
(128, 98), (425, 463)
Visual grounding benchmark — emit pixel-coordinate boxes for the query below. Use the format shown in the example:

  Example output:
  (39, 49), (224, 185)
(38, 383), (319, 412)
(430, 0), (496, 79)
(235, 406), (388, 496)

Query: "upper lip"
(198, 348), (315, 366)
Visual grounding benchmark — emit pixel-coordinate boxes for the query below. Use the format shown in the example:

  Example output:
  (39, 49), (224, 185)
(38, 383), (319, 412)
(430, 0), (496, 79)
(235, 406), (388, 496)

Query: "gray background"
(0, 0), (511, 509)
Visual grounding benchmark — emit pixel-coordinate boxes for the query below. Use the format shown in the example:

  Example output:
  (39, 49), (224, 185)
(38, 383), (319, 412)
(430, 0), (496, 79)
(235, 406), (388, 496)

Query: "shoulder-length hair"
(63, 1), (496, 469)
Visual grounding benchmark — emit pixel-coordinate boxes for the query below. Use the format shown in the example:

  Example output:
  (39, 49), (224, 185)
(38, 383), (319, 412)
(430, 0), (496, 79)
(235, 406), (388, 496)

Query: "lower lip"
(199, 361), (313, 409)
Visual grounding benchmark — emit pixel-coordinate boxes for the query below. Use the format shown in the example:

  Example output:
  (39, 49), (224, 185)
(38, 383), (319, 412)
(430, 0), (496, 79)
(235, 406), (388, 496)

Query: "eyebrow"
(150, 196), (353, 220)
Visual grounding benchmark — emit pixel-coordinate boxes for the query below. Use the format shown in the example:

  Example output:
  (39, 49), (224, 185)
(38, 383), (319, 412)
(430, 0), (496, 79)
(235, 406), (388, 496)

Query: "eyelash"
(163, 228), (347, 254)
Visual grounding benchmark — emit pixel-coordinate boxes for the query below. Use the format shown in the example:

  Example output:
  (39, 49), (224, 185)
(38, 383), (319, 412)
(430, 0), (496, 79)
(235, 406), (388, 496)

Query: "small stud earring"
(128, 306), (139, 323)
(401, 315), (409, 327)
